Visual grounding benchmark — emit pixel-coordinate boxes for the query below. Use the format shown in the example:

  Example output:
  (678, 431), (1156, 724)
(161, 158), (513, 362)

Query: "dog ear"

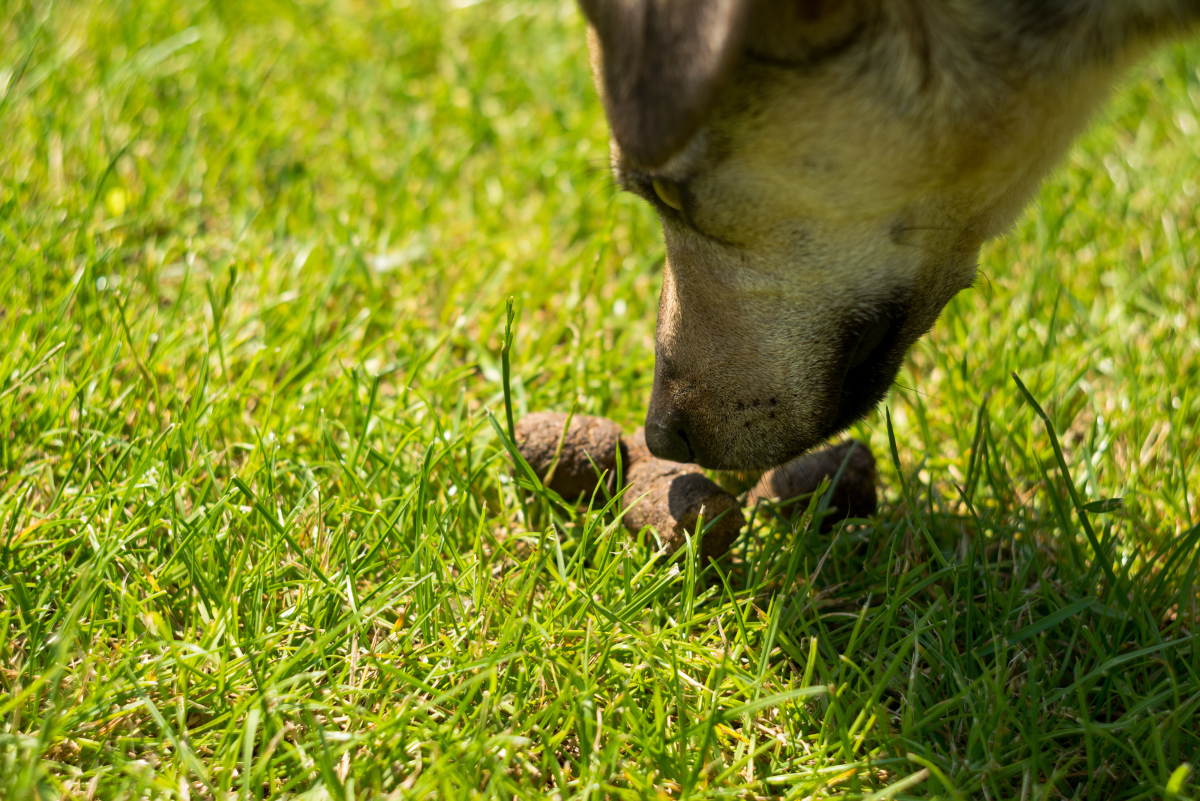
(579, 0), (751, 168)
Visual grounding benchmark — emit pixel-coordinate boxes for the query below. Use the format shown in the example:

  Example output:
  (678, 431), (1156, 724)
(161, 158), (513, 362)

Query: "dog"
(577, 0), (1199, 470)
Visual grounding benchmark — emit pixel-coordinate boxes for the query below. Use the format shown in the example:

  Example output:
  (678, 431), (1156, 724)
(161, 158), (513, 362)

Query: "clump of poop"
(620, 428), (744, 562)
(514, 411), (878, 559)
(514, 412), (625, 499)
(747, 440), (878, 532)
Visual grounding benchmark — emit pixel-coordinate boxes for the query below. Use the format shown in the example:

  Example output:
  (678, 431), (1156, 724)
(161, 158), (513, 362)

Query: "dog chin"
(696, 441), (813, 472)
(690, 410), (856, 471)
(687, 359), (906, 471)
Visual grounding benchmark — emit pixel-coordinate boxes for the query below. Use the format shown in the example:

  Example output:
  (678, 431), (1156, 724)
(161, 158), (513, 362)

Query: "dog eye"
(651, 177), (684, 211)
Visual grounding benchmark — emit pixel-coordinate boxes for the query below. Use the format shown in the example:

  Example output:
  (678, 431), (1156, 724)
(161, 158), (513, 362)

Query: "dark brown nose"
(644, 404), (696, 463)
(645, 367), (698, 463)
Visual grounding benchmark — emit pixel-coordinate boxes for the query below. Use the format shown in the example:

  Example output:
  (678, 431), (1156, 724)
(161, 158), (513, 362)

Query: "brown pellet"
(620, 429), (744, 561)
(747, 439), (877, 531)
(514, 412), (625, 499)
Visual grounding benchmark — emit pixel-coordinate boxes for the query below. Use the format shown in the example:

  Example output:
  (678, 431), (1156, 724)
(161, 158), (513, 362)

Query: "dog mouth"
(831, 307), (909, 431)
(845, 314), (893, 372)
(646, 299), (921, 470)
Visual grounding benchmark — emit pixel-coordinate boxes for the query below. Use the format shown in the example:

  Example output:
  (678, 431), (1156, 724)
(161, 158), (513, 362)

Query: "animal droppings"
(514, 412), (625, 499)
(515, 414), (877, 556)
(747, 439), (877, 531)
(620, 429), (744, 561)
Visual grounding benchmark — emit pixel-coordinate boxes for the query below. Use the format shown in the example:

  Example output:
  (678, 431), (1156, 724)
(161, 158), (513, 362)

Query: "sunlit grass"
(1, 1), (1197, 798)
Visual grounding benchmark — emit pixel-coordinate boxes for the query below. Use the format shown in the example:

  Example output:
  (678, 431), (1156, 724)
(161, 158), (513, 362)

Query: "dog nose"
(644, 405), (696, 463)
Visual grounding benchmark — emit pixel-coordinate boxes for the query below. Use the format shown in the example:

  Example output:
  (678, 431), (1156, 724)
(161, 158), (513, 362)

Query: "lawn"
(1, 0), (1198, 798)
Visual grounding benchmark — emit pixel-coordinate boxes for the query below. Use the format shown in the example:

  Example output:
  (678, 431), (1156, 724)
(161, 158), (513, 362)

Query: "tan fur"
(583, 0), (1199, 469)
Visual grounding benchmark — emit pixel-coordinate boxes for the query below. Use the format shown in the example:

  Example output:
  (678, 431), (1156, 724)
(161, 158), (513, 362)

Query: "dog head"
(580, 0), (1125, 469)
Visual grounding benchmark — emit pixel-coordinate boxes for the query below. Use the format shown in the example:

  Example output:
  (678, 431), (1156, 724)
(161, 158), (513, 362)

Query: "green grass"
(2, 0), (1199, 797)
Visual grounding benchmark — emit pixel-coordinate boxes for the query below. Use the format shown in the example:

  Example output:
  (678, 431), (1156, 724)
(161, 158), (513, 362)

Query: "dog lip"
(831, 306), (910, 432)
(845, 315), (892, 371)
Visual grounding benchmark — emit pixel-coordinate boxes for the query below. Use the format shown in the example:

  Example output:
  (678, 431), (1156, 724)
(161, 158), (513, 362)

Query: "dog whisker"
(971, 268), (995, 295)
(891, 380), (942, 403)
(894, 224), (955, 232)
(581, 158), (614, 175)
(894, 241), (936, 254)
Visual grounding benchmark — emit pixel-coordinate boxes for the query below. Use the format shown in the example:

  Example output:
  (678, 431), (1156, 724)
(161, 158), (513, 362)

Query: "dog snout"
(645, 387), (698, 464)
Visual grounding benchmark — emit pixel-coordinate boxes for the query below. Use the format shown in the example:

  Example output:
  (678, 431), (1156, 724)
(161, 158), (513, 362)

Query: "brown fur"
(579, 0), (1200, 469)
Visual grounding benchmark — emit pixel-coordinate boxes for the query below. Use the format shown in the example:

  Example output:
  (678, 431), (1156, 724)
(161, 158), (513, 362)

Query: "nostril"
(644, 410), (696, 464)
(674, 426), (694, 459)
